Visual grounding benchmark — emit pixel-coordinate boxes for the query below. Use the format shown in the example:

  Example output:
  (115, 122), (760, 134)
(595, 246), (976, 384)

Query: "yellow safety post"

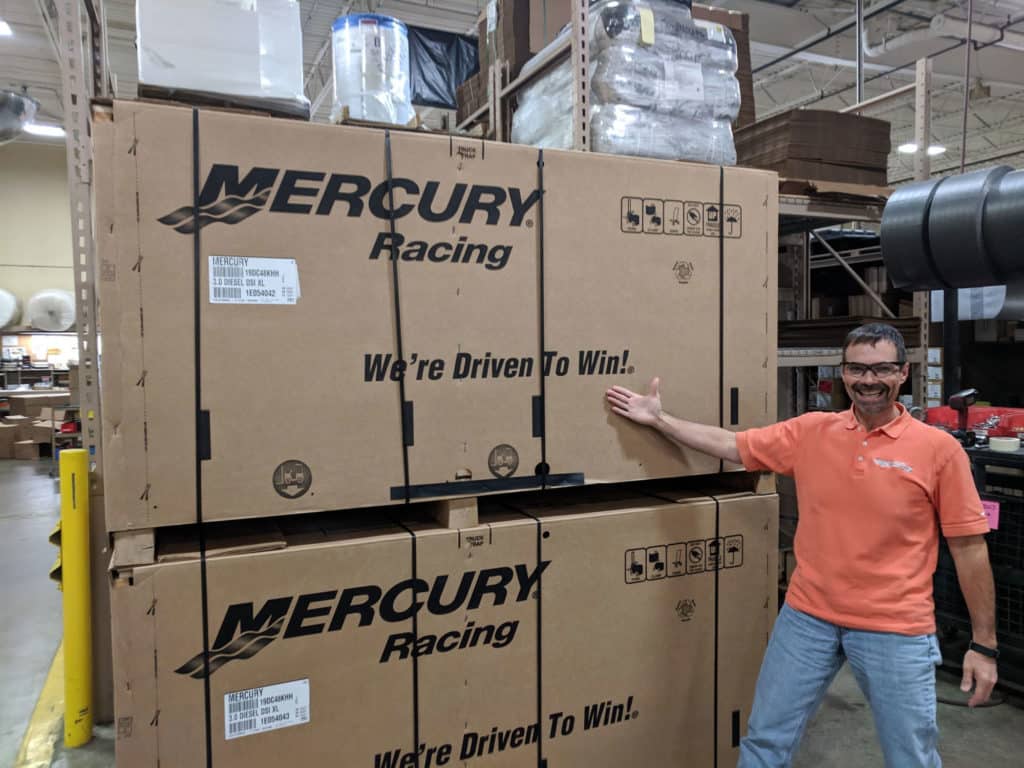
(57, 448), (92, 747)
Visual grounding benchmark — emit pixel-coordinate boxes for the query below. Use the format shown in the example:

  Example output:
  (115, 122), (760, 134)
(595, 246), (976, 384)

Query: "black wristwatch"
(969, 641), (1000, 660)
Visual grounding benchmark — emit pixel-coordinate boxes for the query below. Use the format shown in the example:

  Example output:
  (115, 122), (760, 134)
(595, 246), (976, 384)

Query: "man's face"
(841, 340), (909, 416)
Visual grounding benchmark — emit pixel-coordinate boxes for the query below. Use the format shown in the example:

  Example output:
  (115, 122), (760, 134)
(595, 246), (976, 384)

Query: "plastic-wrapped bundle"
(26, 289), (75, 332)
(136, 0), (309, 117)
(591, 44), (740, 120)
(591, 0), (736, 70)
(510, 60), (573, 148)
(331, 14), (416, 125)
(591, 104), (737, 165)
(0, 288), (20, 329)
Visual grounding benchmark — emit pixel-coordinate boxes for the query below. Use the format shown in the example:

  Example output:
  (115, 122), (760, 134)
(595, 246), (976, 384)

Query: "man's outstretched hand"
(606, 377), (663, 427)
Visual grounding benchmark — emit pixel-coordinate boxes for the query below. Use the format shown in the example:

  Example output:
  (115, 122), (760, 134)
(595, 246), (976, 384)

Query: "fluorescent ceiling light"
(0, 19), (13, 37)
(24, 123), (65, 138)
(897, 143), (946, 156)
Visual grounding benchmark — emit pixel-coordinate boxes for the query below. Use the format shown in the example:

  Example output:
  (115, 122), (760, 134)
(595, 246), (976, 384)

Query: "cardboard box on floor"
(111, 489), (777, 767)
(96, 100), (777, 532)
(6, 391), (71, 418)
(0, 423), (18, 458)
(13, 440), (41, 460)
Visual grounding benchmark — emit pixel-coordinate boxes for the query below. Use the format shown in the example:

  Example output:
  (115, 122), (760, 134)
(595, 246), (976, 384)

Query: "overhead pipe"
(764, 12), (1024, 119)
(863, 12), (1024, 58)
(753, 0), (909, 74)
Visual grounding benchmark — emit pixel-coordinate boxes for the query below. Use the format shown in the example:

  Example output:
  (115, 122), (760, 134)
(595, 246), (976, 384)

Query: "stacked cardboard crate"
(1, 401), (69, 460)
(112, 486), (778, 766)
(736, 110), (891, 186)
(96, 99), (779, 766)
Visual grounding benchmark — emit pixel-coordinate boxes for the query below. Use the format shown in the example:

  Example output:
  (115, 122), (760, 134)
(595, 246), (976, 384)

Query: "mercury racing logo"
(157, 164), (540, 271)
(175, 561), (550, 679)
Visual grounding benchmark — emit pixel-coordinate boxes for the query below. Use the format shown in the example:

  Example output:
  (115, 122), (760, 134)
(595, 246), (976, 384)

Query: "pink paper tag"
(982, 500), (1000, 530)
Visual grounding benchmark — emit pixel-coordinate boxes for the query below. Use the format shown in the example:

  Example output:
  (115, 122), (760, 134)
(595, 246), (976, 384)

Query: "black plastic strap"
(402, 401), (415, 447)
(197, 410), (212, 460)
(730, 388), (739, 427)
(712, 495), (722, 768)
(191, 107), (214, 768)
(392, 518), (422, 767)
(536, 150), (548, 488)
(718, 166), (726, 474)
(513, 506), (545, 768)
(532, 395), (545, 438)
(389, 472), (584, 501)
(385, 131), (412, 504)
(732, 709), (741, 748)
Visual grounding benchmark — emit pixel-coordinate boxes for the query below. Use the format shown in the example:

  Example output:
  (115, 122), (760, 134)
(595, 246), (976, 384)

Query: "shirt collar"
(843, 403), (912, 438)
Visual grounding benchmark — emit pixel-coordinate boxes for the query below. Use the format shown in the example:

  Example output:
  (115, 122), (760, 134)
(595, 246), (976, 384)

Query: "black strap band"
(191, 106), (214, 768)
(718, 166), (726, 474)
(536, 149), (549, 488)
(384, 131), (412, 505)
(392, 518), (422, 765)
(969, 641), (1000, 659)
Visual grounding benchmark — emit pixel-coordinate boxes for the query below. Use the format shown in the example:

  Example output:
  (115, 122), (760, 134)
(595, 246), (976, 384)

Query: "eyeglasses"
(841, 361), (905, 378)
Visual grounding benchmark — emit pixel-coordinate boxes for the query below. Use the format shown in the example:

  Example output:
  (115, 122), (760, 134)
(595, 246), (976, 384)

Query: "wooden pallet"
(135, 84), (311, 120)
(108, 470), (776, 569)
(332, 105), (422, 131)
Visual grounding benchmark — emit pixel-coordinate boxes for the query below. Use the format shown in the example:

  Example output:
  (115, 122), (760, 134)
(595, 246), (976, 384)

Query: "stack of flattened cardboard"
(736, 110), (891, 186)
(112, 485), (778, 767)
(95, 99), (778, 532)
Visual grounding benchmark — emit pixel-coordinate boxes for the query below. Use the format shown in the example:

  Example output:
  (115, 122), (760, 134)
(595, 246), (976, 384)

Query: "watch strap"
(969, 641), (1000, 659)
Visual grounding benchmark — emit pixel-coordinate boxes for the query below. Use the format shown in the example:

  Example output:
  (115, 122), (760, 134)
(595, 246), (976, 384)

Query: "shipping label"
(224, 678), (310, 740)
(209, 256), (300, 305)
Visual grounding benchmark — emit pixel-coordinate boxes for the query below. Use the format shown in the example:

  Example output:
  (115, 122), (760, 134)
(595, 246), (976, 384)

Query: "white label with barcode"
(224, 678), (310, 740)
(209, 256), (300, 305)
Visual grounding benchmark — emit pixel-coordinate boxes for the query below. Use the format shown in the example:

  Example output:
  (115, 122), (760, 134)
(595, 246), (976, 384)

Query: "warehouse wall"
(0, 141), (74, 318)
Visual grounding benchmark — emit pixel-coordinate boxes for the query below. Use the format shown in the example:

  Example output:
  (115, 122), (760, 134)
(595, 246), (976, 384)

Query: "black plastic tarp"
(408, 26), (479, 110)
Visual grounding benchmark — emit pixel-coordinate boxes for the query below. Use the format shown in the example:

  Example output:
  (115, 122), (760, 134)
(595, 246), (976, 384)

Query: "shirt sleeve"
(735, 415), (814, 476)
(934, 443), (990, 538)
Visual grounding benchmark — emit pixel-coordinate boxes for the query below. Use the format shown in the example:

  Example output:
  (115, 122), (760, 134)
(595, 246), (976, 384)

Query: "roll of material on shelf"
(882, 165), (1024, 290)
(26, 289), (75, 332)
(0, 288), (20, 329)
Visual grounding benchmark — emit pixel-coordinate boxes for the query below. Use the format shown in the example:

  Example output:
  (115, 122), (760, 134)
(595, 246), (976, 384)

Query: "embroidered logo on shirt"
(874, 457), (914, 473)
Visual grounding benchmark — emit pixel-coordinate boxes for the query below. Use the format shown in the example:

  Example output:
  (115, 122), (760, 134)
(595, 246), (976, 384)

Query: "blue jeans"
(739, 604), (943, 768)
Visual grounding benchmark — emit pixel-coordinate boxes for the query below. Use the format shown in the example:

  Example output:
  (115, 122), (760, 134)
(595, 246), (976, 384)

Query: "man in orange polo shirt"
(606, 323), (997, 767)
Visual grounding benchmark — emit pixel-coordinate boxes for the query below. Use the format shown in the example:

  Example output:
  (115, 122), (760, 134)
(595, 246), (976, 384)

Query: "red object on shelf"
(926, 406), (1024, 437)
(60, 420), (81, 433)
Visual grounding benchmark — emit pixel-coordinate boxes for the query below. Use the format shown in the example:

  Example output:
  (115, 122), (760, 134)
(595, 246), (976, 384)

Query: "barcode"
(229, 718), (257, 736)
(213, 287), (243, 300)
(213, 266), (245, 279)
(229, 700), (258, 715)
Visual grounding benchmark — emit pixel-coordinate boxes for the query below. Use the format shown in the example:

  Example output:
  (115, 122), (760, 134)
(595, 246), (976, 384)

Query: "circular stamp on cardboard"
(273, 460), (312, 499)
(488, 444), (519, 479)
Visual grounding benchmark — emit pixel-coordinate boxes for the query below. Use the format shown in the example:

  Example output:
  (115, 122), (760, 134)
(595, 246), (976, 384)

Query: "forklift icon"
(622, 198), (643, 232)
(626, 549), (646, 582)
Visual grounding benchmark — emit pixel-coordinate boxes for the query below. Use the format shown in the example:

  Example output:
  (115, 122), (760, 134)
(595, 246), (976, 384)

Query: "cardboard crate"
(95, 100), (777, 531)
(0, 423), (18, 458)
(7, 391), (71, 418)
(13, 440), (42, 460)
(111, 490), (778, 767)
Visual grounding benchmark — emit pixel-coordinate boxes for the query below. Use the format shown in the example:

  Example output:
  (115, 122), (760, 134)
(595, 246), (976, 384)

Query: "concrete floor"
(2, 457), (1023, 767)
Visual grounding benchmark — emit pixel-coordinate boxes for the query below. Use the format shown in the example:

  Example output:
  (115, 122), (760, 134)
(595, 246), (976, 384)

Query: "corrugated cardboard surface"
(692, 4), (755, 129)
(112, 491), (777, 767)
(97, 100), (777, 532)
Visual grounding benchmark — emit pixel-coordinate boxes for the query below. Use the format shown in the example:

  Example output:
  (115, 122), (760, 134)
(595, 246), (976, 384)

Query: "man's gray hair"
(842, 323), (908, 363)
